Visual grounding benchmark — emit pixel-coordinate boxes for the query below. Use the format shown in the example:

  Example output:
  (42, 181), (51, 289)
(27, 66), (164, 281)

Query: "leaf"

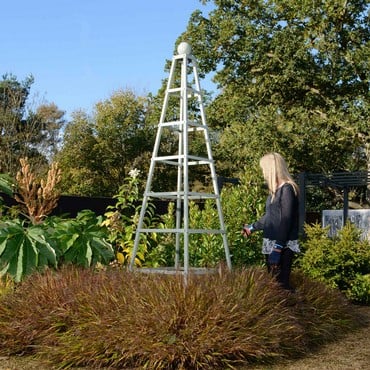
(116, 252), (125, 264)
(0, 220), (57, 281)
(85, 241), (93, 266)
(0, 173), (15, 196)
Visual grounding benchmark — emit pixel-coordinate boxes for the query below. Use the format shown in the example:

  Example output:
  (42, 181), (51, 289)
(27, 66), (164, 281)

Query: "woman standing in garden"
(242, 152), (300, 291)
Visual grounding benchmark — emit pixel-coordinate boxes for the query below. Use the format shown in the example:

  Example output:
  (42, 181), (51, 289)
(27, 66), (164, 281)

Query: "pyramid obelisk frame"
(129, 42), (232, 275)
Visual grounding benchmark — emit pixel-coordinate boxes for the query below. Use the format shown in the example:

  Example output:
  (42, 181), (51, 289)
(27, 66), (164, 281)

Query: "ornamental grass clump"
(0, 266), (364, 369)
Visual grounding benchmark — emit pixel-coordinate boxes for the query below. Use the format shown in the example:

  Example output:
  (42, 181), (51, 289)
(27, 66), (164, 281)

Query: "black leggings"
(265, 248), (294, 290)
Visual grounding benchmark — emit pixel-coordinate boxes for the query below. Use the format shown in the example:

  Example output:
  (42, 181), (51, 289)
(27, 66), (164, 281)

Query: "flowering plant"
(102, 169), (158, 266)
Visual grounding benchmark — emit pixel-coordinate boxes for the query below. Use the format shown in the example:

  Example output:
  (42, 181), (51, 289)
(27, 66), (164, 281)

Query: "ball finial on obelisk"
(177, 42), (192, 55)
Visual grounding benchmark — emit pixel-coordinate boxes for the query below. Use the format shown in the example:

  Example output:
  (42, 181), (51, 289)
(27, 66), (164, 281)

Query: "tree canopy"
(0, 74), (65, 177)
(56, 90), (154, 197)
(4, 1), (369, 203)
(179, 0), (370, 176)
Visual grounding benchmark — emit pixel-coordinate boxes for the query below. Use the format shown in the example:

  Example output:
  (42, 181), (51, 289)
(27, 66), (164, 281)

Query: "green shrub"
(347, 274), (370, 305)
(145, 201), (177, 267)
(0, 266), (362, 369)
(101, 167), (266, 269)
(154, 168), (266, 269)
(220, 169), (266, 267)
(187, 199), (228, 267)
(298, 222), (370, 303)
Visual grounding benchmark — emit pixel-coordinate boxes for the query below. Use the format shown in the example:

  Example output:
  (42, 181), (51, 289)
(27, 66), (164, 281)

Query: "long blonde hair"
(259, 152), (299, 200)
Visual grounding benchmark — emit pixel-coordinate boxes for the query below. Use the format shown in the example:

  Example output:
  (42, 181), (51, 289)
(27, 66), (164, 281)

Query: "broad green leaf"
(0, 232), (25, 262)
(0, 220), (57, 281)
(0, 173), (15, 196)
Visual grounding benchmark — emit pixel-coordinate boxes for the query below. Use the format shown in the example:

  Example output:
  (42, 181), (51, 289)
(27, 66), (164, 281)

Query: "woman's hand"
(241, 224), (253, 237)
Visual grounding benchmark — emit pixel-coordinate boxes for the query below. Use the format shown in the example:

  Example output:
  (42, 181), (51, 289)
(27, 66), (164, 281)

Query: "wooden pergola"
(298, 171), (370, 234)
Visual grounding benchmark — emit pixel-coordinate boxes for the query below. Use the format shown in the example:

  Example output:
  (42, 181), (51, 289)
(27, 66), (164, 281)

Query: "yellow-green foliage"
(347, 274), (370, 305)
(0, 276), (13, 296)
(0, 266), (363, 369)
(299, 222), (370, 303)
(102, 172), (158, 267)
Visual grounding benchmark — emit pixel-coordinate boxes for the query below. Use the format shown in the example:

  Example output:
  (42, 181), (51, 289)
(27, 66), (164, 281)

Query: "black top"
(252, 183), (299, 246)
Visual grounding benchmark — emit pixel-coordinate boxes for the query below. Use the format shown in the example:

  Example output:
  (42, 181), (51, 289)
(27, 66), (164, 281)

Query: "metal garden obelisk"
(129, 42), (231, 275)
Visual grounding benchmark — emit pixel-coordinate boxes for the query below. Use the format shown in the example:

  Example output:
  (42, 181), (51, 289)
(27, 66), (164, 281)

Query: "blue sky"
(1, 0), (213, 119)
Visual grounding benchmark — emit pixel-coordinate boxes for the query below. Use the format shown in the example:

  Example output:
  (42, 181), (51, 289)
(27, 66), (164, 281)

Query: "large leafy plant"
(0, 161), (114, 281)
(0, 161), (62, 282)
(49, 210), (114, 268)
(0, 219), (57, 282)
(0, 210), (114, 282)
